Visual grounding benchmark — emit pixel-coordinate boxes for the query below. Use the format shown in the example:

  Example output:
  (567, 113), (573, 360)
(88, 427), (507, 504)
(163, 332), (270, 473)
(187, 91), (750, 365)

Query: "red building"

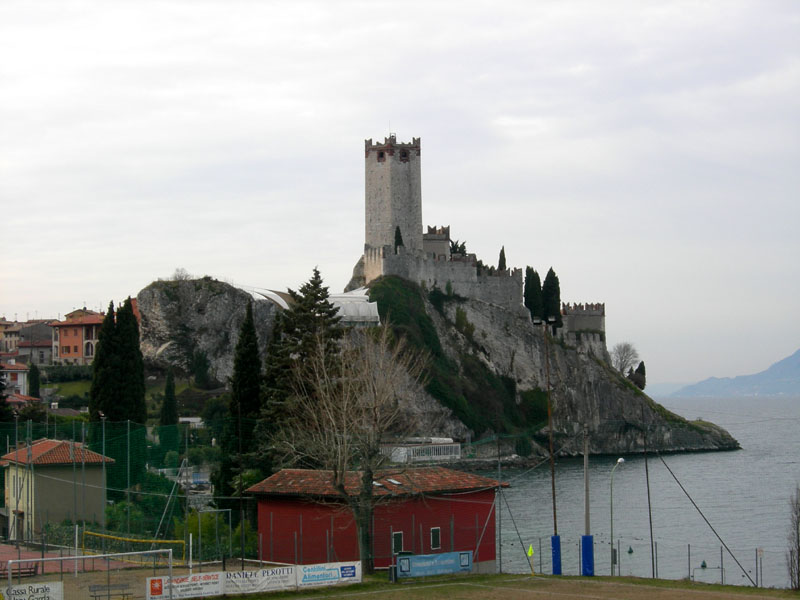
(246, 466), (506, 573)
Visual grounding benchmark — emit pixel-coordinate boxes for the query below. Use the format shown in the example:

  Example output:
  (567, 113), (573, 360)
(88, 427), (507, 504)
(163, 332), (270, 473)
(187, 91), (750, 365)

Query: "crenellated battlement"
(352, 134), (607, 331)
(562, 302), (605, 316)
(365, 134), (422, 157)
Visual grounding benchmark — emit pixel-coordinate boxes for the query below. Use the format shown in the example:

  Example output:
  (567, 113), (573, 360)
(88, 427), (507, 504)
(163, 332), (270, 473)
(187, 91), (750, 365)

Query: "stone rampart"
(365, 246), (523, 310)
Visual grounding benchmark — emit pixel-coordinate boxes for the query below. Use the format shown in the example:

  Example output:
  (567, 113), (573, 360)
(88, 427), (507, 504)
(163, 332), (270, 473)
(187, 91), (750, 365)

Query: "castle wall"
(365, 246), (523, 309)
(365, 136), (423, 253)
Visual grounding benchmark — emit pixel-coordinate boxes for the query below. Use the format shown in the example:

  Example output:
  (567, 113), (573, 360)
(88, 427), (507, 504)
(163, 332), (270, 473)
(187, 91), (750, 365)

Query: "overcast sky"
(1, 1), (798, 385)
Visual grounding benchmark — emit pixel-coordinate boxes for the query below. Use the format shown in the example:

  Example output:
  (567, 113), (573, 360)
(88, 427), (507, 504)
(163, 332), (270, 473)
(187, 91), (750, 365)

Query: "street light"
(533, 314), (559, 574)
(610, 457), (625, 575)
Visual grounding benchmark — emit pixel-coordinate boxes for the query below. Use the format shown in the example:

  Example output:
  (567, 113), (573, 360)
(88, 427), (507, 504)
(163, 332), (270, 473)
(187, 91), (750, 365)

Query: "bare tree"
(611, 342), (640, 374)
(789, 486), (800, 590)
(271, 325), (427, 573)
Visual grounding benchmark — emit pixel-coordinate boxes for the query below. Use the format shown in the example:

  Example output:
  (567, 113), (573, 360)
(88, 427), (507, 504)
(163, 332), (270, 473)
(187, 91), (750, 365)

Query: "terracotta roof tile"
(246, 466), (506, 498)
(18, 340), (52, 348)
(0, 439), (113, 466)
(0, 362), (28, 371)
(50, 315), (104, 327)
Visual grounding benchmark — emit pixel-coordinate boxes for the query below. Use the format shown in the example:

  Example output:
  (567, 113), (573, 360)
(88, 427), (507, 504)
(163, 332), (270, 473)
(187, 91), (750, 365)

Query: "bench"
(0, 562), (39, 578)
(89, 583), (133, 600)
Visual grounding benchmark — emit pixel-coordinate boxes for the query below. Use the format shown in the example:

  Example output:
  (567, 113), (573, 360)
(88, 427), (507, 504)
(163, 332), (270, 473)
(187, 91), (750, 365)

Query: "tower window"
(377, 151), (385, 162)
(400, 149), (409, 162)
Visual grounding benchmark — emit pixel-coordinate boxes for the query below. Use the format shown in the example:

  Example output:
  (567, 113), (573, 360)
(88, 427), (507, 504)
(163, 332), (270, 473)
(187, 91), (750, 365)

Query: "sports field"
(269, 574), (798, 600)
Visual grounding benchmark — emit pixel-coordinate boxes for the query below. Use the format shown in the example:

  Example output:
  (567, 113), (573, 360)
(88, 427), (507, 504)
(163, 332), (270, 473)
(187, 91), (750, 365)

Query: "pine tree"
(281, 267), (343, 361)
(159, 368), (179, 454)
(498, 246), (507, 271)
(524, 266), (543, 320)
(28, 363), (41, 398)
(541, 267), (563, 329)
(256, 268), (344, 474)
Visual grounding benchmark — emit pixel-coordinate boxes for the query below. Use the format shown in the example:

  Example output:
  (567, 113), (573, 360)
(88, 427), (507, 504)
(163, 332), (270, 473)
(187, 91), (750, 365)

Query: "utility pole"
(581, 424), (594, 575)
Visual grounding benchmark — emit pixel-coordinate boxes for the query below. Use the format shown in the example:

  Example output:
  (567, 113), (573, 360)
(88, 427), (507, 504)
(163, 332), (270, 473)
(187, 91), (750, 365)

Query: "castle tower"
(364, 135), (423, 254)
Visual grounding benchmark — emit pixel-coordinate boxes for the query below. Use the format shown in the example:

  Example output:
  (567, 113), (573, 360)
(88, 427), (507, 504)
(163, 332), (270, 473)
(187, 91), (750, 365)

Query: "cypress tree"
(498, 246), (507, 271)
(524, 266), (543, 320)
(28, 363), (41, 398)
(116, 297), (146, 424)
(229, 302), (262, 437)
(629, 361), (647, 390)
(88, 298), (147, 490)
(159, 368), (179, 454)
(219, 302), (263, 503)
(90, 302), (120, 421)
(541, 267), (563, 329)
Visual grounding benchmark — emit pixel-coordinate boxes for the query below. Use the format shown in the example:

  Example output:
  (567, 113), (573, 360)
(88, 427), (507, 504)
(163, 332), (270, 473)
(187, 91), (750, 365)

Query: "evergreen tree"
(257, 268), (344, 473)
(218, 302), (264, 505)
(498, 246), (507, 271)
(229, 302), (262, 438)
(541, 267), (563, 329)
(524, 266), (543, 320)
(191, 350), (212, 389)
(280, 267), (343, 362)
(628, 361), (646, 390)
(28, 363), (40, 398)
(159, 368), (179, 454)
(0, 372), (13, 422)
(394, 226), (404, 253)
(116, 297), (146, 424)
(88, 298), (147, 490)
(90, 302), (120, 421)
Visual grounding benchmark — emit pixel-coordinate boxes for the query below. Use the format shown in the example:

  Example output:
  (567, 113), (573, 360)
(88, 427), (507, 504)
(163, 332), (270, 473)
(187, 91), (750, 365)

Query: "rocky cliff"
(135, 275), (739, 455)
(137, 277), (277, 382)
(369, 276), (739, 456)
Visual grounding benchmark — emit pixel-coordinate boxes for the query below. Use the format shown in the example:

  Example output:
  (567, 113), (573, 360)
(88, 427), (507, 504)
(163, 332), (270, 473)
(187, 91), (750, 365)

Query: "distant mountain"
(673, 348), (800, 397)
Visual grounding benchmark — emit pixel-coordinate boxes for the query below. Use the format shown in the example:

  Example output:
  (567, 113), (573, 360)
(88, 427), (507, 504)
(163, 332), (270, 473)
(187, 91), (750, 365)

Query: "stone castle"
(347, 134), (606, 354)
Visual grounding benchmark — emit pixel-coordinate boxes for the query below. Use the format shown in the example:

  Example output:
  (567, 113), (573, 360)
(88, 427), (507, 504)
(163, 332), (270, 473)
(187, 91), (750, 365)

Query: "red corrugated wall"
(255, 489), (496, 568)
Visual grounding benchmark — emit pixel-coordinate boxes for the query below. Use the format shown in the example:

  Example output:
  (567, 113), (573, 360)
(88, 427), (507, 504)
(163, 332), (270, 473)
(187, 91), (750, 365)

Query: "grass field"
(253, 573), (798, 600)
(44, 379), (91, 398)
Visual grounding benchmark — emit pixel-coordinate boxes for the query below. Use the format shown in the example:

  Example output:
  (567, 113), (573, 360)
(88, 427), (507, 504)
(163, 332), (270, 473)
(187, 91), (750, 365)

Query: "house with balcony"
(50, 309), (104, 366)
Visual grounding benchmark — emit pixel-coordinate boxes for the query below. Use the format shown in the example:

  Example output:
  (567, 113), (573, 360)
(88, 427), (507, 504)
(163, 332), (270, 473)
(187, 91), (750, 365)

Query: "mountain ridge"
(673, 348), (800, 397)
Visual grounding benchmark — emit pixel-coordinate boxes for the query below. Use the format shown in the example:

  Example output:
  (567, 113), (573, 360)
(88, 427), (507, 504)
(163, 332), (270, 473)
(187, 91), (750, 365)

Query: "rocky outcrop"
(137, 277), (276, 383)
(426, 293), (739, 455)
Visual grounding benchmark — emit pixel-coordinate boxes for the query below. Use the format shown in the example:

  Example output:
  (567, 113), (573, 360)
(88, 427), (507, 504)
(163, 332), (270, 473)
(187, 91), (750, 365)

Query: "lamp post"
(533, 315), (560, 574)
(610, 457), (625, 575)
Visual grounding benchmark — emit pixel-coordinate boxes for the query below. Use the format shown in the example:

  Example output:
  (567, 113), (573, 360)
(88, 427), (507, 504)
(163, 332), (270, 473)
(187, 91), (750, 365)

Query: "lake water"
(484, 395), (800, 588)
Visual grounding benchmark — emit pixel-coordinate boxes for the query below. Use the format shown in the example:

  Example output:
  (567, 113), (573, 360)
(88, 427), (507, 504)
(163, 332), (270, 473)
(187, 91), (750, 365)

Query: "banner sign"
(146, 562), (360, 598)
(396, 551), (472, 578)
(147, 572), (222, 599)
(297, 561), (362, 588)
(3, 582), (63, 600)
(223, 566), (296, 594)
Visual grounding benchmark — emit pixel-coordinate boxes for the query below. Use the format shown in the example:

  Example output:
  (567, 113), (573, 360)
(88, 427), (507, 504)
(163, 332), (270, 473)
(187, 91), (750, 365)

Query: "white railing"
(381, 443), (461, 463)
